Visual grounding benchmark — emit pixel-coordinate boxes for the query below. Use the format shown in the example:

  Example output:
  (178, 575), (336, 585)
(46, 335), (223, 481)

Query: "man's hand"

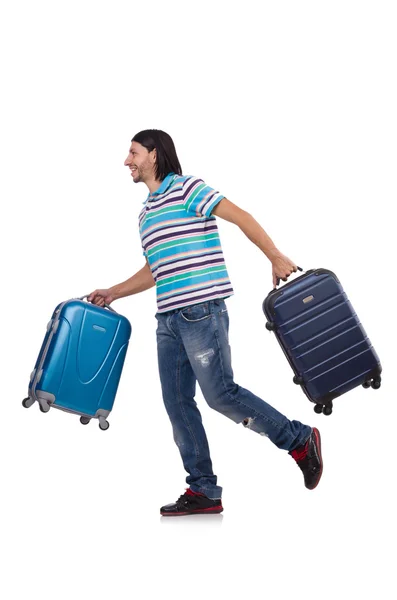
(87, 289), (115, 307)
(270, 250), (300, 289)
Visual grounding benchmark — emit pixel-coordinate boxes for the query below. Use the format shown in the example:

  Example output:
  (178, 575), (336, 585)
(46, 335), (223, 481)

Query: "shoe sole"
(160, 506), (223, 517)
(308, 427), (323, 490)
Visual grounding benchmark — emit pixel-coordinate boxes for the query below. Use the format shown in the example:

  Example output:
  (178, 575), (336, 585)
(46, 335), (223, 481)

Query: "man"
(88, 129), (323, 516)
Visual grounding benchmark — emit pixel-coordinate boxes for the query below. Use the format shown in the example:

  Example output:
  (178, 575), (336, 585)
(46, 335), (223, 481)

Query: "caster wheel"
(39, 402), (50, 413)
(99, 420), (110, 431)
(293, 375), (303, 385)
(323, 405), (333, 416)
(371, 380), (381, 390)
(80, 416), (91, 425)
(362, 381), (371, 389)
(265, 322), (275, 331)
(314, 404), (323, 414)
(22, 397), (34, 409)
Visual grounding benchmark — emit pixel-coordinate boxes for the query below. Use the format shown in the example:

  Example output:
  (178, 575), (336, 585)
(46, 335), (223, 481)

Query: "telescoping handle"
(78, 294), (118, 313)
(274, 266), (303, 288)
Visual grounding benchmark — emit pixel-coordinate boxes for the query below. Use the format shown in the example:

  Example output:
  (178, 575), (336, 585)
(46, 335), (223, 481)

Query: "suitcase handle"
(78, 295), (118, 313)
(275, 266), (303, 287)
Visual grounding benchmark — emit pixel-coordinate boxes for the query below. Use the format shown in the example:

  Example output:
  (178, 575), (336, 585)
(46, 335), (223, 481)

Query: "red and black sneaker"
(289, 427), (323, 490)
(160, 488), (223, 516)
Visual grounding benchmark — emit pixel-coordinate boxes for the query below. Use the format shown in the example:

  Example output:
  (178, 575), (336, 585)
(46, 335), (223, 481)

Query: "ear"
(151, 148), (157, 163)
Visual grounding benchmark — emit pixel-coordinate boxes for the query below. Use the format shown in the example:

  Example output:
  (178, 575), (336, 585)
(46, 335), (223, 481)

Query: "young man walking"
(88, 129), (323, 516)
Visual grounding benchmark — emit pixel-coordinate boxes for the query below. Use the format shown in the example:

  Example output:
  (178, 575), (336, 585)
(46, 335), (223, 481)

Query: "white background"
(1, 1), (396, 598)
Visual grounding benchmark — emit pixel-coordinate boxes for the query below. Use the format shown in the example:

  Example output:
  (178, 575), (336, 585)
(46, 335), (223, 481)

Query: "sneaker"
(289, 427), (323, 490)
(160, 488), (223, 516)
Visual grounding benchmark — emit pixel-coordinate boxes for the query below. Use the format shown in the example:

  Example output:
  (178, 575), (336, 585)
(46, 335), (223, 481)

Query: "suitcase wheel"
(39, 401), (50, 413)
(293, 375), (303, 385)
(363, 376), (381, 390)
(22, 397), (35, 409)
(322, 405), (333, 416)
(99, 419), (110, 431)
(313, 402), (333, 416)
(80, 416), (91, 425)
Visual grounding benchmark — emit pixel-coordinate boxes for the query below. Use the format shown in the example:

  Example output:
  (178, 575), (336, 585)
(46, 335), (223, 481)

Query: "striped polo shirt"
(138, 172), (234, 313)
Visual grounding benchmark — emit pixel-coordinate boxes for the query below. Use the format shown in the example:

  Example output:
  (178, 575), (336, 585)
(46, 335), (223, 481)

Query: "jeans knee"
(203, 382), (241, 421)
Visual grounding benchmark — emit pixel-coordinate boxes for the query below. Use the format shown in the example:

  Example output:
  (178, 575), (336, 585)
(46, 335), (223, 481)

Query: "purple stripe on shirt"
(201, 196), (219, 215)
(182, 178), (206, 204)
(158, 286), (234, 311)
(144, 225), (219, 249)
(145, 191), (185, 211)
(155, 257), (225, 280)
(158, 282), (232, 305)
(141, 218), (200, 242)
(152, 250), (224, 275)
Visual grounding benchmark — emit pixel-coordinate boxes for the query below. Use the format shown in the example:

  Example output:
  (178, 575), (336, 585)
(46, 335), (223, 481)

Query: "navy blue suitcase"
(22, 296), (132, 430)
(263, 269), (382, 415)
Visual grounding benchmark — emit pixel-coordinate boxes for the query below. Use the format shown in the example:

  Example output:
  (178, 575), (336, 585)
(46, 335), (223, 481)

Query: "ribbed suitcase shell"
(263, 269), (381, 414)
(26, 299), (132, 427)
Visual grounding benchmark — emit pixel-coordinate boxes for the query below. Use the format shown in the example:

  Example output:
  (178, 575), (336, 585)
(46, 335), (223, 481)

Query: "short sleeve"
(182, 176), (224, 218)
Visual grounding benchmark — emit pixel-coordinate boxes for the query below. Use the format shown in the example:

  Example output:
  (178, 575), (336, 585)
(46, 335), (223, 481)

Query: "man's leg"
(156, 311), (223, 501)
(177, 299), (323, 490)
(177, 299), (312, 451)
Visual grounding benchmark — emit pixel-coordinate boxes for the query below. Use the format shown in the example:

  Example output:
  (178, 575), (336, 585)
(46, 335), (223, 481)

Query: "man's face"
(124, 141), (157, 183)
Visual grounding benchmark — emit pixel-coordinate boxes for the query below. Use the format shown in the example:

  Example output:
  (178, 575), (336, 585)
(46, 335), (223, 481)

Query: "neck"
(146, 176), (163, 194)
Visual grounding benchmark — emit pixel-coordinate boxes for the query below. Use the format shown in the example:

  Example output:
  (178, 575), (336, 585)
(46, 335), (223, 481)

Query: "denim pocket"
(180, 302), (212, 322)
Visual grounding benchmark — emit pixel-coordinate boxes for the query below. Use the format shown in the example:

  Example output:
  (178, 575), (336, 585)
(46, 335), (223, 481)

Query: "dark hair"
(131, 129), (182, 181)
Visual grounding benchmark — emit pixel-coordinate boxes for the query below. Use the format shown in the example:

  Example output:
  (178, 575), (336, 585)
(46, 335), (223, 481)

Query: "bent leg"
(178, 300), (311, 451)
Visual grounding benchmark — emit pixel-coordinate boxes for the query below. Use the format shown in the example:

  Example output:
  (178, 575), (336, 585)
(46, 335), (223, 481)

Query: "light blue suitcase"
(23, 296), (132, 430)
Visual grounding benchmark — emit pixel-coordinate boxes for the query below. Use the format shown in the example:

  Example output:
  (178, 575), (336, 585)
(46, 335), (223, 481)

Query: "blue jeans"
(155, 298), (311, 499)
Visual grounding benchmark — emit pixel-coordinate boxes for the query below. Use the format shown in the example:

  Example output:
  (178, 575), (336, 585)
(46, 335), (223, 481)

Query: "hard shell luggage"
(23, 296), (132, 430)
(263, 269), (382, 415)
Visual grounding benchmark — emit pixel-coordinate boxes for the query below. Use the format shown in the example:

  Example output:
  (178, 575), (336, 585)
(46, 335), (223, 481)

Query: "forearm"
(110, 262), (155, 300)
(238, 211), (280, 260)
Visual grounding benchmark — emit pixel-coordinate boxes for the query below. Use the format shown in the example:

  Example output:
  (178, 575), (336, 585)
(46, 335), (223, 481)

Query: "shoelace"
(175, 489), (198, 507)
(175, 495), (189, 507)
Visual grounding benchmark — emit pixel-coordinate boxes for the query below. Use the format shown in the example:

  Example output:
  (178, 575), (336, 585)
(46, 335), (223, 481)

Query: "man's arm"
(212, 198), (298, 287)
(88, 260), (155, 306)
(110, 259), (155, 300)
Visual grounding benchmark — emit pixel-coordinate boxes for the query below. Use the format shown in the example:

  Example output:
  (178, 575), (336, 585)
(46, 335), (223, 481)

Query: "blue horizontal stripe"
(156, 269), (230, 296)
(148, 236), (222, 261)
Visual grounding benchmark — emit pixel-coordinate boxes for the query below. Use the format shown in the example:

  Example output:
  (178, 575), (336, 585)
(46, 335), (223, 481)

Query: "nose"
(124, 154), (132, 166)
